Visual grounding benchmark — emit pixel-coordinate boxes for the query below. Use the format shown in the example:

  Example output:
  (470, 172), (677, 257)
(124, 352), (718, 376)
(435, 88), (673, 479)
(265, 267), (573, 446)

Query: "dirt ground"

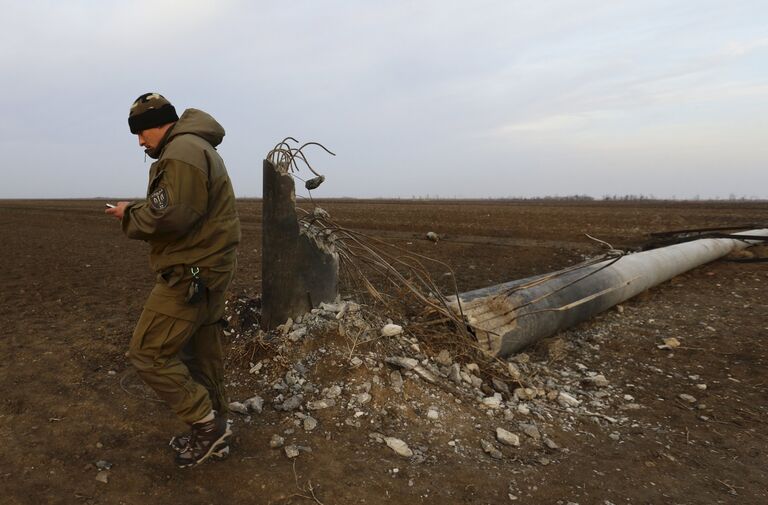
(1, 199), (767, 505)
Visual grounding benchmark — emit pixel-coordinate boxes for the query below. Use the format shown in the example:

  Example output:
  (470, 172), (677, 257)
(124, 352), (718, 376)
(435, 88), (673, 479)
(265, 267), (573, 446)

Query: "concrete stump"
(261, 159), (339, 329)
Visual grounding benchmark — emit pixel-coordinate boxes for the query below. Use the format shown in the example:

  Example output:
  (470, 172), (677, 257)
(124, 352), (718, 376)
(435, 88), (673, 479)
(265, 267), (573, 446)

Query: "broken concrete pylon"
(448, 229), (768, 357)
(261, 159), (339, 330)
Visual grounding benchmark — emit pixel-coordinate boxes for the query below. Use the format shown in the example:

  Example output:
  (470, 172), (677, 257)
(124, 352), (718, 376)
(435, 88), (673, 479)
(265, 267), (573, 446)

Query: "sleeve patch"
(149, 187), (169, 209)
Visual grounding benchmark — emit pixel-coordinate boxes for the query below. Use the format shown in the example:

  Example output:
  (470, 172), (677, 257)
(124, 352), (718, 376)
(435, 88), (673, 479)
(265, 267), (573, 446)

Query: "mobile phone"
(105, 203), (116, 209)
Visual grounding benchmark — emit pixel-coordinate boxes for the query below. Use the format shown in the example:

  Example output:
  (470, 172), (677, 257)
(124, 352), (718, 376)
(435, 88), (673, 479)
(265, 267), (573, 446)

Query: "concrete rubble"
(220, 292), (716, 483)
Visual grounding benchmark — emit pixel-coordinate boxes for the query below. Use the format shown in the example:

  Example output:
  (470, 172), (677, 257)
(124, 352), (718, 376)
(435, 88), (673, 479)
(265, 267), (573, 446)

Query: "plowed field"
(1, 199), (766, 504)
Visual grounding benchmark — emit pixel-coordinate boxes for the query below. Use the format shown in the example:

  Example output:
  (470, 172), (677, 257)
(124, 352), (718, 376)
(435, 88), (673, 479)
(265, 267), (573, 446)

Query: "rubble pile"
(220, 296), (705, 471)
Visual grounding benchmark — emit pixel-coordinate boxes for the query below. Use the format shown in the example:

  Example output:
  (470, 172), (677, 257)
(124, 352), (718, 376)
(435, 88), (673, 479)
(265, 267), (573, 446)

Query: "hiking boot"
(169, 432), (230, 460)
(174, 415), (232, 468)
(170, 419), (232, 459)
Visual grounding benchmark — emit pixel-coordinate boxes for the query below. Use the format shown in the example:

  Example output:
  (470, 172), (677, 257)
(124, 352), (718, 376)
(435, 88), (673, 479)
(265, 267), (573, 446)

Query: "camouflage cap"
(128, 92), (179, 134)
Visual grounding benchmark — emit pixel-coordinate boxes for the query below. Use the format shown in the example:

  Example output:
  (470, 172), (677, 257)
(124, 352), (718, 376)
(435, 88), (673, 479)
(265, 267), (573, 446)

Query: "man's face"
(137, 124), (171, 150)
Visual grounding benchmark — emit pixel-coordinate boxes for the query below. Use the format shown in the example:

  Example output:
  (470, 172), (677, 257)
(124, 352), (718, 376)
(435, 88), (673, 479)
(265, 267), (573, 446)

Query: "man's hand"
(105, 201), (131, 220)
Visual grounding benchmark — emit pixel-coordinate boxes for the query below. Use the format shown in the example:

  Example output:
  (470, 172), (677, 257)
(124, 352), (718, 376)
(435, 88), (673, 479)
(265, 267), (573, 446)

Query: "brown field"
(1, 199), (767, 504)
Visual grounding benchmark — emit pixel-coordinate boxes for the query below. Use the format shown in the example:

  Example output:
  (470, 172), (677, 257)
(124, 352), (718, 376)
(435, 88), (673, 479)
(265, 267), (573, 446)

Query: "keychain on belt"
(185, 267), (205, 304)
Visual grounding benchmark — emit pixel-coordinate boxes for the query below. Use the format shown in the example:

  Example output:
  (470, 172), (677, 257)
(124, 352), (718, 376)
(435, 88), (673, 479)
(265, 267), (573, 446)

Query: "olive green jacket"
(122, 109), (241, 278)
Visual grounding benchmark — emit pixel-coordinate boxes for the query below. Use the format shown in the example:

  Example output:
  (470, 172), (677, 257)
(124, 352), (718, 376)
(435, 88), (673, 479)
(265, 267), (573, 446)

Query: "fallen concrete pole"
(448, 229), (768, 357)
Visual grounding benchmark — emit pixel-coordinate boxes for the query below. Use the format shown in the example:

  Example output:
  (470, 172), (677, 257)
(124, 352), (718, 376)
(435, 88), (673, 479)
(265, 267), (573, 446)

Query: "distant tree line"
(398, 194), (768, 202)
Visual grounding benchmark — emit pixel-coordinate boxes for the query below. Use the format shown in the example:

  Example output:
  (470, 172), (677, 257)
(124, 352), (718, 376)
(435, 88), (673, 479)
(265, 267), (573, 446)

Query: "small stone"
(249, 362), (263, 374)
(229, 401), (249, 415)
(390, 371), (404, 392)
(436, 349), (452, 367)
(285, 445), (300, 458)
(427, 408), (439, 420)
(345, 417), (362, 428)
(288, 327), (307, 342)
(492, 378), (510, 394)
(543, 437), (559, 450)
(325, 385), (342, 399)
(657, 337), (681, 350)
(582, 374), (609, 388)
(413, 365), (438, 384)
(381, 324), (403, 337)
(385, 356), (418, 370)
(319, 301), (343, 313)
(350, 356), (364, 368)
(448, 364), (462, 384)
(384, 437), (413, 458)
(513, 353), (530, 364)
(95, 471), (109, 484)
(243, 395), (264, 413)
(538, 457), (550, 466)
(623, 394), (635, 402)
(307, 399), (335, 410)
(279, 395), (303, 411)
(609, 432), (620, 441)
(270, 434), (285, 448)
(679, 393), (697, 403)
(466, 363), (480, 375)
(480, 439), (503, 459)
(696, 384), (707, 390)
(557, 391), (581, 408)
(482, 395), (503, 409)
(520, 423), (541, 440)
(277, 318), (293, 335)
(514, 388), (536, 401)
(507, 362), (522, 381)
(303, 416), (318, 431)
(517, 404), (530, 415)
(496, 428), (520, 447)
(354, 392), (372, 405)
(470, 376), (483, 389)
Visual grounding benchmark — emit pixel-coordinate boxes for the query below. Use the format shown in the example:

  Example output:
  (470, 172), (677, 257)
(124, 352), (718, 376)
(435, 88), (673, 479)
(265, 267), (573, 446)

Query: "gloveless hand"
(105, 201), (131, 220)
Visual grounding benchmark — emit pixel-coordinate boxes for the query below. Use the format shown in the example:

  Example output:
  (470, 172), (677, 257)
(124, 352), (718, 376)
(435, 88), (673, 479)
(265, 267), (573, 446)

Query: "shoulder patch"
(149, 187), (169, 210)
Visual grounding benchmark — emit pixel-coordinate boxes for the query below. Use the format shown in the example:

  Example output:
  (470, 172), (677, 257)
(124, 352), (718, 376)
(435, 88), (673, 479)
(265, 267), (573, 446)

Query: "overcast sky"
(1, 0), (767, 199)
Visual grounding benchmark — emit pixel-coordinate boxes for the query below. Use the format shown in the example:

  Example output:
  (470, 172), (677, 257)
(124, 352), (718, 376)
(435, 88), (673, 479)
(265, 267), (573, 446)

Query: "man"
(106, 93), (241, 468)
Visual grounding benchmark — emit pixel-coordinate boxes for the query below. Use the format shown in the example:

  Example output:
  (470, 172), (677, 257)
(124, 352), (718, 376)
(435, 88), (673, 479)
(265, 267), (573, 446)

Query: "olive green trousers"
(128, 267), (233, 425)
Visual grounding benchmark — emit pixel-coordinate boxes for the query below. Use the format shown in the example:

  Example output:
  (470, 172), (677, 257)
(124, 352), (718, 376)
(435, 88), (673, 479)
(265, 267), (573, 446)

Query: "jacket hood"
(146, 108), (225, 159)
